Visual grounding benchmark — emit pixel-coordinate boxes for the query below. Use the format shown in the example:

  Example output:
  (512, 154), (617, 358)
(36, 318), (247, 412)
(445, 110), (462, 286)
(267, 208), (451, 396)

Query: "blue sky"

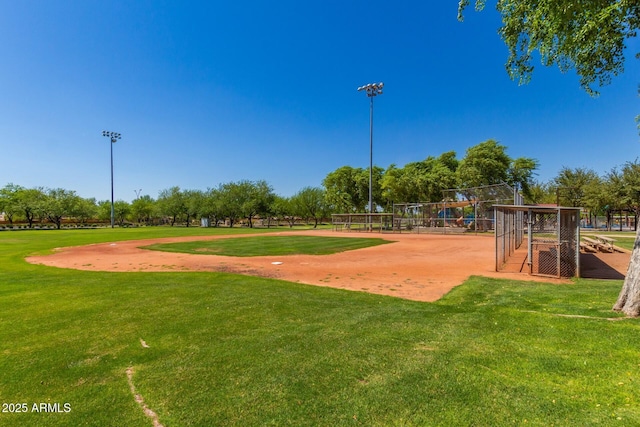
(0, 1), (638, 202)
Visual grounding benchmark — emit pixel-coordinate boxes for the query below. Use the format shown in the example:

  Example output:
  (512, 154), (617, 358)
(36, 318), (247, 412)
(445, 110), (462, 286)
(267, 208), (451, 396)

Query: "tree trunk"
(25, 211), (34, 228)
(620, 211), (623, 231)
(613, 227), (640, 316)
(48, 215), (62, 230)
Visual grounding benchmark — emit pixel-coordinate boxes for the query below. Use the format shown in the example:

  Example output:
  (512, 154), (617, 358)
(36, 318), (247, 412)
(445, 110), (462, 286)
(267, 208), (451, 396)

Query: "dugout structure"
(494, 205), (581, 278)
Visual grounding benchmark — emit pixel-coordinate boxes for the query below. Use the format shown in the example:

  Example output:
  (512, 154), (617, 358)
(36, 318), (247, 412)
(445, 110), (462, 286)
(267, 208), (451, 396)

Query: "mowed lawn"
(1, 228), (639, 426)
(143, 235), (392, 256)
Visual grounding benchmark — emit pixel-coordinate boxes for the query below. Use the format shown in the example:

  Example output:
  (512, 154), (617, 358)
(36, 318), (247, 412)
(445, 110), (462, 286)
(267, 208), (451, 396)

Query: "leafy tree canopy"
(458, 0), (639, 95)
(553, 166), (601, 207)
(456, 139), (512, 187)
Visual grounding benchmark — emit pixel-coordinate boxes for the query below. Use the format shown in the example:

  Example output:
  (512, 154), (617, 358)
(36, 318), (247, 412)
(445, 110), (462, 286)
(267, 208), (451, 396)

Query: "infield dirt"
(26, 230), (628, 302)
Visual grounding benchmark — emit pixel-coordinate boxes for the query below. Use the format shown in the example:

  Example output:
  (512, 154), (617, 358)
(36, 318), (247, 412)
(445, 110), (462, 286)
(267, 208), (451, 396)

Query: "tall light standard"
(357, 82), (383, 217)
(102, 131), (121, 228)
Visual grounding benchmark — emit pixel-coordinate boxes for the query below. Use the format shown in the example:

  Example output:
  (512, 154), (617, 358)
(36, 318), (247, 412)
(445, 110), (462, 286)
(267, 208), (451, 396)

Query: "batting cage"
(494, 205), (581, 278)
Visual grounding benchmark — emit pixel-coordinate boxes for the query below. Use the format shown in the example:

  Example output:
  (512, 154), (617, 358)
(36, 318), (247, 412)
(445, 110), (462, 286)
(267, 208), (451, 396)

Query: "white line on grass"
(126, 366), (163, 427)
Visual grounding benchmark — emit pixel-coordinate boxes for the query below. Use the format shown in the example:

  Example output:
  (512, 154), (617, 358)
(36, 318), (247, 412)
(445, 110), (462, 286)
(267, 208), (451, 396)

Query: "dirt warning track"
(27, 230), (618, 302)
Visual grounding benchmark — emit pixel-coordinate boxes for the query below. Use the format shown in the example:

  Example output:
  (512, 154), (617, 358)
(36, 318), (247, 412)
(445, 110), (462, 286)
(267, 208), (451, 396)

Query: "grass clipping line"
(127, 339), (162, 427)
(126, 366), (163, 427)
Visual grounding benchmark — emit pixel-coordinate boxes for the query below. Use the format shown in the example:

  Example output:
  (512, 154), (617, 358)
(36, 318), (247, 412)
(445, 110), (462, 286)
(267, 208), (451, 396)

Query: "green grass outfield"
(581, 230), (638, 251)
(143, 235), (391, 256)
(606, 236), (636, 252)
(1, 227), (639, 426)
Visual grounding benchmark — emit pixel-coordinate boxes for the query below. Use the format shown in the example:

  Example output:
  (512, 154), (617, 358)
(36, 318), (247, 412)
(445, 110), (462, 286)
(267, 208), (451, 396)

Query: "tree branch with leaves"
(458, 0), (639, 96)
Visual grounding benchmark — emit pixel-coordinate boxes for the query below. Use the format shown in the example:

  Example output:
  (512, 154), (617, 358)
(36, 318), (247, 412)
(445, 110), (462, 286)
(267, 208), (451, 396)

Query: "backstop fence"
(332, 183), (521, 234)
(389, 183), (519, 234)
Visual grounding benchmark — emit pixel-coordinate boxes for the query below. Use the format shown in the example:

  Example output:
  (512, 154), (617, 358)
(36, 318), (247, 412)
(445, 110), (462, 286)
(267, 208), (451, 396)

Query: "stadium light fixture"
(357, 82), (383, 218)
(102, 130), (121, 228)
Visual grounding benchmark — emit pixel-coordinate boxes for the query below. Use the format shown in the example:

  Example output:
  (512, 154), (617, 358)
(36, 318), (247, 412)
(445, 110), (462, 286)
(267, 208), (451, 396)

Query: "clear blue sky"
(1, 1), (638, 202)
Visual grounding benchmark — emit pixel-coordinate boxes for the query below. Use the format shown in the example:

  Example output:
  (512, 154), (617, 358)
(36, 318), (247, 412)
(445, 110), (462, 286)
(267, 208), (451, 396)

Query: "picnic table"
(580, 237), (599, 253)
(594, 235), (616, 252)
(581, 235), (616, 253)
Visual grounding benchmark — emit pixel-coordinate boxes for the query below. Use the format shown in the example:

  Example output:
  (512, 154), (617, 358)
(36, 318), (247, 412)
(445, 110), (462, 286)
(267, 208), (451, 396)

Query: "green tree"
(382, 153), (460, 206)
(183, 189), (205, 227)
(367, 166), (386, 211)
(270, 195), (296, 227)
(113, 200), (131, 226)
(582, 175), (612, 229)
(552, 167), (600, 207)
(323, 166), (367, 213)
(216, 182), (243, 227)
(323, 165), (386, 213)
(457, 139), (512, 187)
(381, 164), (418, 207)
(70, 197), (98, 226)
(44, 188), (81, 229)
(97, 200), (112, 224)
(291, 187), (328, 228)
(524, 180), (555, 204)
(458, 1), (639, 96)
(424, 154), (460, 202)
(157, 187), (186, 226)
(240, 180), (275, 228)
(602, 167), (634, 230)
(13, 187), (47, 228)
(201, 188), (223, 227)
(617, 160), (640, 227)
(131, 195), (156, 225)
(508, 157), (539, 200)
(0, 183), (24, 224)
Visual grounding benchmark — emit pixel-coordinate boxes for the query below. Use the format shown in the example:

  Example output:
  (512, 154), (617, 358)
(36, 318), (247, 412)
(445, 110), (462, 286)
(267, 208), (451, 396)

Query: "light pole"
(357, 82), (383, 218)
(102, 131), (121, 228)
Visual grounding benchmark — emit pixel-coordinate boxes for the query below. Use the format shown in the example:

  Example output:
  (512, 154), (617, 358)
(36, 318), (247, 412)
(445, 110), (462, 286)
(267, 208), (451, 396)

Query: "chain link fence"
(495, 206), (580, 278)
(530, 210), (579, 277)
(392, 183), (518, 234)
(495, 205), (525, 270)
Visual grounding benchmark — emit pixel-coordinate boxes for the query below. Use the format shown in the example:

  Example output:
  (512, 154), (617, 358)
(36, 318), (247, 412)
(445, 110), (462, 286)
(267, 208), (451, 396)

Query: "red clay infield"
(26, 230), (629, 302)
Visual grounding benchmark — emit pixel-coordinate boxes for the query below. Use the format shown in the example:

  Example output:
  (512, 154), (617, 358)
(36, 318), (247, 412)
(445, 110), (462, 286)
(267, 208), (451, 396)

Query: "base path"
(27, 230), (625, 302)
